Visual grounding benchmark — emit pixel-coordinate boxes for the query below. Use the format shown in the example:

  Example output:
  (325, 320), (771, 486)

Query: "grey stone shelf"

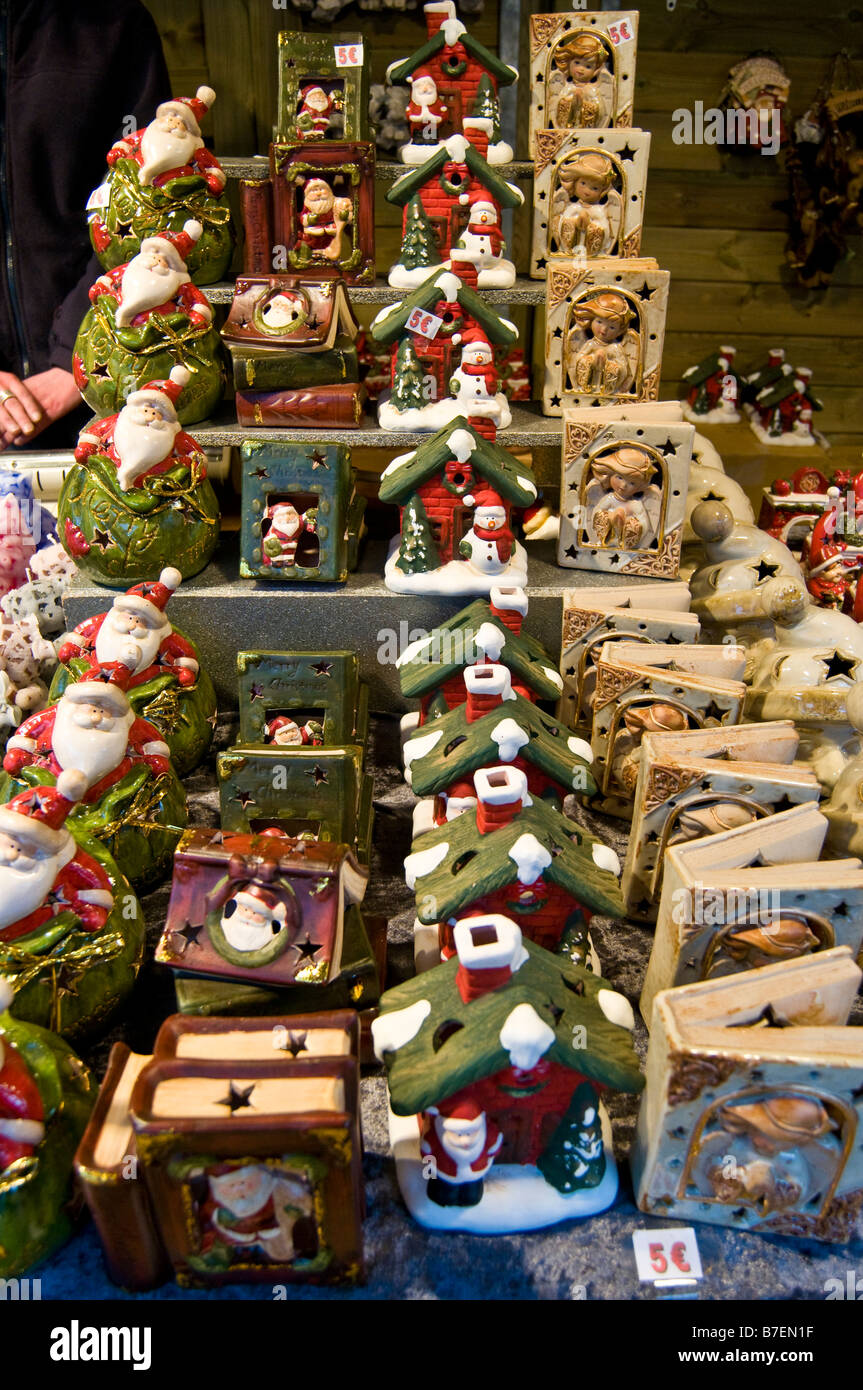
(191, 401), (562, 450)
(204, 274), (545, 305)
(221, 156), (533, 181)
(64, 533), (633, 709)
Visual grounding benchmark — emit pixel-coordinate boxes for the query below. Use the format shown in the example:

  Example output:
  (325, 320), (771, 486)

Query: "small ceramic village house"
(397, 589), (564, 724)
(370, 264), (518, 426)
(373, 916), (642, 1189)
(681, 346), (741, 417)
(379, 417), (536, 570)
(404, 661), (596, 812)
(386, 1), (517, 146)
(751, 365), (822, 439)
(386, 133), (523, 260)
(404, 764), (624, 956)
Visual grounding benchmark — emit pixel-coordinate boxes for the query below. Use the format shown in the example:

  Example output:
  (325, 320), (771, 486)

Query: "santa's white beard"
(115, 257), (188, 328)
(96, 614), (166, 670)
(139, 121), (202, 186)
(113, 408), (180, 489)
(210, 1169), (275, 1219)
(52, 703), (133, 788)
(0, 846), (68, 931)
(222, 907), (280, 953)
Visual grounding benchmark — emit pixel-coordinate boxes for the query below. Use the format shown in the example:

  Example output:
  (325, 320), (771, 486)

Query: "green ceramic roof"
(386, 140), (523, 211)
(397, 599), (563, 703)
(378, 416), (536, 506)
(387, 31), (517, 88)
(370, 267), (519, 348)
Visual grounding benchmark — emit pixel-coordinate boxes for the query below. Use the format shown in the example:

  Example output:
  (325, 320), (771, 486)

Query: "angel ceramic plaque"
(531, 128), (650, 276)
(529, 11), (638, 150)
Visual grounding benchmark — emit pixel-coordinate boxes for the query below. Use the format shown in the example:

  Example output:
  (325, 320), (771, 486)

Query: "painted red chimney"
(489, 585), (528, 635)
(450, 254), (479, 290)
(462, 119), (490, 161)
(767, 348), (785, 367)
(424, 0), (456, 38)
(453, 913), (526, 1003)
(464, 662), (514, 723)
(473, 764), (527, 835)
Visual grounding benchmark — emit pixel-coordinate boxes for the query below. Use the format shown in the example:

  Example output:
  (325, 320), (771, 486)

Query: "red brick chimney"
(462, 119), (490, 162)
(450, 254), (478, 290)
(767, 348), (785, 367)
(424, 0), (456, 38)
(489, 585), (528, 635)
(453, 913), (525, 1003)
(473, 765), (527, 835)
(465, 415), (497, 443)
(464, 662), (513, 722)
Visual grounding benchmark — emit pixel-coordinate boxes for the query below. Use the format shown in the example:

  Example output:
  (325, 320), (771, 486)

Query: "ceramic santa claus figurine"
(0, 979), (45, 1171)
(803, 490), (863, 618)
(421, 1098), (503, 1207)
(295, 85), (336, 139)
(2, 659), (186, 892)
(218, 882), (292, 955)
(0, 769), (114, 944)
(459, 488), (515, 577)
(262, 503), (316, 570)
(110, 87), (225, 193)
(88, 86), (233, 286)
(264, 716), (325, 747)
(58, 368), (220, 588)
(403, 73), (448, 162)
(73, 221), (223, 426)
(452, 197), (516, 288)
(296, 179), (353, 266)
(54, 569), (216, 776)
(448, 330), (512, 430)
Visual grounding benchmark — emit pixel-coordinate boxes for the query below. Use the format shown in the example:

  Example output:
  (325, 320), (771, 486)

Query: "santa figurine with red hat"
(107, 86), (226, 195)
(74, 366), (206, 493)
(58, 569), (199, 688)
(0, 770), (116, 946)
(420, 1098), (503, 1207)
(0, 978), (46, 1174)
(3, 658), (172, 804)
(217, 881), (294, 956)
(452, 196), (516, 288)
(87, 220), (213, 331)
(458, 487), (516, 577)
(804, 492), (863, 614)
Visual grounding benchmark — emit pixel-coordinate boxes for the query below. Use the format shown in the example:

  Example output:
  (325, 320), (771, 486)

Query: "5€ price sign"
(406, 307), (444, 341)
(632, 1228), (703, 1285)
(608, 18), (634, 45)
(334, 42), (364, 67)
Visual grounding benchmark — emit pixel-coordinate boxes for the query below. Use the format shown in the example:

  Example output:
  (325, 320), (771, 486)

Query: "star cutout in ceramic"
(310, 660), (332, 677)
(174, 921), (204, 949)
(278, 1030), (309, 1057)
(91, 528), (113, 551)
(309, 450), (329, 471)
(217, 1082), (255, 1113)
(294, 935), (322, 962)
(306, 764), (328, 786)
(753, 559), (780, 583)
(823, 650), (858, 682)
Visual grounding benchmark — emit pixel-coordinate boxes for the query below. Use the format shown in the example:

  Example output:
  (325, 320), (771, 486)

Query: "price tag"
(607, 19), (634, 46)
(86, 183), (110, 212)
(632, 1228), (703, 1286)
(406, 306), (444, 341)
(334, 42), (364, 67)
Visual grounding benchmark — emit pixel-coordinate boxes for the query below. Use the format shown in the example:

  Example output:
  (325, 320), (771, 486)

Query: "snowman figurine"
(452, 197), (516, 288)
(448, 330), (512, 429)
(459, 488), (515, 578)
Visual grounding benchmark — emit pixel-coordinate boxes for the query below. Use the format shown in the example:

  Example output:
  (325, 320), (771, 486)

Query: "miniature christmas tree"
(537, 1081), (606, 1192)
(390, 338), (427, 413)
(391, 195), (442, 288)
(396, 494), (438, 575)
(470, 75), (503, 150)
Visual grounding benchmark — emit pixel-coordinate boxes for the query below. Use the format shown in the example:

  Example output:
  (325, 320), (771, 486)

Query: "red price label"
(608, 20), (633, 46)
(334, 42), (363, 67)
(406, 307), (444, 341)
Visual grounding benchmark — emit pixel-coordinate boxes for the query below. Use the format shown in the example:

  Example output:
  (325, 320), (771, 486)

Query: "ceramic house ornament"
(640, 802), (863, 1022)
(0, 979), (96, 1277)
(236, 650), (369, 750)
(240, 441), (365, 583)
(621, 721), (823, 921)
(73, 222), (224, 425)
(387, 1), (518, 166)
(748, 364), (823, 446)
(88, 85), (234, 285)
(58, 372), (219, 587)
(220, 276), (364, 427)
(531, 128), (650, 277)
(559, 583), (697, 731)
(544, 262), (669, 414)
(379, 417), (537, 595)
(588, 642), (747, 818)
(633, 949), (863, 1243)
(1, 660), (187, 893)
(51, 570), (216, 777)
(373, 916), (643, 1233)
(529, 11), (638, 150)
(0, 774), (145, 1040)
(558, 415), (694, 577)
(275, 31), (369, 143)
(75, 1012), (363, 1289)
(681, 346), (742, 423)
(372, 265), (518, 433)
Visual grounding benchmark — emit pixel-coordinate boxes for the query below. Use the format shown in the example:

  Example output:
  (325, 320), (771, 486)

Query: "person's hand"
(0, 368), (81, 449)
